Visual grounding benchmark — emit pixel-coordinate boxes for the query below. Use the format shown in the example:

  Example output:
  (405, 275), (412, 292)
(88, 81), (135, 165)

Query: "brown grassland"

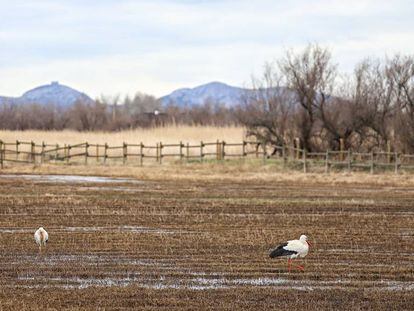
(0, 126), (246, 146)
(0, 154), (414, 309)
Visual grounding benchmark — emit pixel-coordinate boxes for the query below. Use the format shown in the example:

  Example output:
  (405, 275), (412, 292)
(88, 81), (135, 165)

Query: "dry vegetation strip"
(0, 173), (413, 309)
(0, 126), (245, 146)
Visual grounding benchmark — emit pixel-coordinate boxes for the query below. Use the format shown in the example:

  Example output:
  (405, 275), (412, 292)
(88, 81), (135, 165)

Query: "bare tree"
(386, 54), (414, 152)
(279, 44), (337, 151)
(69, 100), (108, 131)
(237, 63), (295, 150)
(352, 58), (397, 150)
(312, 74), (366, 150)
(0, 102), (18, 129)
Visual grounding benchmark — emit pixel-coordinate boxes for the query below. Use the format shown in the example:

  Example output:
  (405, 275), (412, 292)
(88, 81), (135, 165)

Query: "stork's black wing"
(269, 242), (298, 258)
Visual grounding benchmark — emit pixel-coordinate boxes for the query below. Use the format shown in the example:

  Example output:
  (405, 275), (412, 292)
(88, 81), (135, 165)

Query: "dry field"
(0, 169), (414, 310)
(0, 126), (245, 146)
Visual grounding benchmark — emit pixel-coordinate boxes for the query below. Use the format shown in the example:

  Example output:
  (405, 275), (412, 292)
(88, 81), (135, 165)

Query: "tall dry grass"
(0, 126), (246, 146)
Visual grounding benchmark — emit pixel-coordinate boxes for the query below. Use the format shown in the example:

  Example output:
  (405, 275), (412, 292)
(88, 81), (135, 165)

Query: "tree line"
(238, 44), (414, 153)
(0, 92), (238, 131)
(0, 44), (413, 153)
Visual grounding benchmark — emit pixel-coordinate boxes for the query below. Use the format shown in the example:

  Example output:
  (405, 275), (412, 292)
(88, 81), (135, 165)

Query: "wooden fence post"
(16, 140), (19, 161)
(242, 141), (246, 158)
(104, 143), (108, 165)
(123, 142), (127, 165)
(186, 143), (190, 162)
(370, 151), (374, 174)
(303, 149), (307, 173)
(85, 142), (89, 165)
(55, 144), (59, 161)
(96, 144), (99, 163)
(41, 141), (45, 164)
(156, 143), (159, 163)
(64, 144), (67, 160)
(0, 140), (3, 169)
(31, 141), (35, 164)
(66, 144), (71, 164)
(295, 138), (300, 159)
(394, 152), (399, 174)
(325, 150), (330, 174)
(347, 149), (352, 172)
(216, 140), (221, 160)
(340, 138), (345, 162)
(200, 141), (204, 162)
(159, 142), (163, 164)
(387, 141), (392, 163)
(222, 141), (225, 160)
(179, 141), (184, 163)
(140, 143), (144, 166)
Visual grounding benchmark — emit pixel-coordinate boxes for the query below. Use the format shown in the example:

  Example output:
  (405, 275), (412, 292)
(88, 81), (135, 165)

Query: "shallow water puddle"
(77, 186), (142, 192)
(0, 228), (33, 233)
(120, 225), (188, 234)
(17, 275), (138, 289)
(14, 272), (414, 291)
(0, 174), (142, 184)
(63, 226), (191, 235)
(0, 226), (185, 235)
(7, 254), (175, 269)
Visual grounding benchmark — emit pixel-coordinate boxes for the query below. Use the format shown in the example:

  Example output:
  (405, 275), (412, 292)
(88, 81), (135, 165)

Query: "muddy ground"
(0, 174), (413, 310)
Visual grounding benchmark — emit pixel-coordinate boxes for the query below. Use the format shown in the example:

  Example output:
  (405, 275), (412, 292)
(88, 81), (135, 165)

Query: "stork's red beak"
(307, 241), (312, 247)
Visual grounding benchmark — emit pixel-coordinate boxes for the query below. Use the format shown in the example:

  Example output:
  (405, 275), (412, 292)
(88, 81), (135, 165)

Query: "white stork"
(34, 227), (49, 254)
(269, 234), (311, 272)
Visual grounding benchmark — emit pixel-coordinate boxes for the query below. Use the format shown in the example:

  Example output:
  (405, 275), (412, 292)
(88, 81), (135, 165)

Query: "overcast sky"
(1, 0), (413, 98)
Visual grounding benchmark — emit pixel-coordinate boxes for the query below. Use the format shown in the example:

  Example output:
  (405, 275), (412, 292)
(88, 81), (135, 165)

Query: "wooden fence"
(1, 139), (414, 173)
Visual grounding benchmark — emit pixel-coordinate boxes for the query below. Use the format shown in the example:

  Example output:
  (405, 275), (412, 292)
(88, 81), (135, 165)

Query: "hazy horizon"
(1, 0), (413, 98)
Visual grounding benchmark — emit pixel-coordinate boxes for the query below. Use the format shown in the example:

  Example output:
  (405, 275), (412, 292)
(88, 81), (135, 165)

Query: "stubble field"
(0, 170), (413, 310)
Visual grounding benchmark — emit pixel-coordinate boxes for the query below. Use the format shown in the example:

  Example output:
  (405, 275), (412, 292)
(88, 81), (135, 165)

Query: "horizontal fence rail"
(1, 139), (414, 174)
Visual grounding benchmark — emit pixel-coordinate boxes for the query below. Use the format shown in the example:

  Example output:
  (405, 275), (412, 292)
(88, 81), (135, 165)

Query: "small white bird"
(34, 227), (49, 254)
(269, 234), (311, 272)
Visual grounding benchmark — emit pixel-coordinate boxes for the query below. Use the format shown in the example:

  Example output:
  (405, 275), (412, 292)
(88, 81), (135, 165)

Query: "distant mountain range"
(0, 81), (275, 109)
(0, 82), (93, 108)
(160, 81), (251, 107)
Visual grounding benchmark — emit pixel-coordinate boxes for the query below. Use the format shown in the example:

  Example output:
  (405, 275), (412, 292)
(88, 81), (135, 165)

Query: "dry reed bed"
(0, 175), (413, 309)
(0, 126), (245, 146)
